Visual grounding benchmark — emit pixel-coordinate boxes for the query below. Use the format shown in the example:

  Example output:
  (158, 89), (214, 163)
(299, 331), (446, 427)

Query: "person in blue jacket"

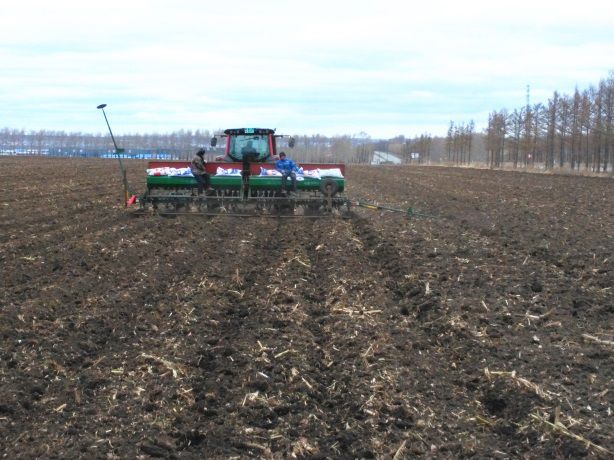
(275, 151), (299, 193)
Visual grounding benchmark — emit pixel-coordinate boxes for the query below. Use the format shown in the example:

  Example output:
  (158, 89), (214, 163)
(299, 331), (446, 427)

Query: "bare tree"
(486, 111), (507, 168)
(508, 109), (522, 168)
(603, 73), (614, 172)
(446, 122), (454, 162)
(545, 93), (558, 169)
(556, 95), (571, 168)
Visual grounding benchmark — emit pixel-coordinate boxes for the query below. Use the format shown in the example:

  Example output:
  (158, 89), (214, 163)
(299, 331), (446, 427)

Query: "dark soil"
(1, 157), (612, 459)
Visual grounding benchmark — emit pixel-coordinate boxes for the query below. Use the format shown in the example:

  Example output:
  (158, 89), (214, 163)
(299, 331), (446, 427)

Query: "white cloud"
(1, 0), (613, 137)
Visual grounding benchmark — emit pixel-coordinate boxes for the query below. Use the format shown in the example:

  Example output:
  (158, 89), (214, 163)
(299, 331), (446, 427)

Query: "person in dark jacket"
(190, 148), (211, 195)
(275, 151), (299, 193)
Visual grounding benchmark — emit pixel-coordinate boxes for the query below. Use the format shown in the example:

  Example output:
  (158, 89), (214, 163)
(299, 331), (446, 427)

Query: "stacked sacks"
(146, 167), (193, 176)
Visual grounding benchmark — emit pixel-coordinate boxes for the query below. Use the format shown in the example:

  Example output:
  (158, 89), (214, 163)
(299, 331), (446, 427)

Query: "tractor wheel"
(320, 178), (339, 197)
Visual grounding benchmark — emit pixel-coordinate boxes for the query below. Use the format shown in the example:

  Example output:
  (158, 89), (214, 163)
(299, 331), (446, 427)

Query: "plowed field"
(1, 157), (612, 459)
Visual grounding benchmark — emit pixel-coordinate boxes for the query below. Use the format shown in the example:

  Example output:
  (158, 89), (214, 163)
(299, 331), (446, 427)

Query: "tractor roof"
(223, 128), (275, 135)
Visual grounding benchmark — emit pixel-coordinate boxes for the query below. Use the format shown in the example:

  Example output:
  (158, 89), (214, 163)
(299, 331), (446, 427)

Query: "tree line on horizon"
(1, 73), (612, 172)
(482, 73), (614, 173)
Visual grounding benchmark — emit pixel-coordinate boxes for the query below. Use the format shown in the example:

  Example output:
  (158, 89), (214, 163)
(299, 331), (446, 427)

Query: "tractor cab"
(212, 128), (292, 163)
(211, 128), (296, 163)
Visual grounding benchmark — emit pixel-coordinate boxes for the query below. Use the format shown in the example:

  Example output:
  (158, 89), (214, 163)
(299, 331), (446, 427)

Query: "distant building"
(371, 150), (402, 165)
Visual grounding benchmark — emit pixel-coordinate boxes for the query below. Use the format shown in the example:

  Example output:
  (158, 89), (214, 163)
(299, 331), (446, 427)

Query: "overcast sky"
(1, 0), (613, 138)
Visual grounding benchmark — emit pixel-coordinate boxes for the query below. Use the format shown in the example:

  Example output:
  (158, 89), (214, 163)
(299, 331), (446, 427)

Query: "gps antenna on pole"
(97, 104), (131, 206)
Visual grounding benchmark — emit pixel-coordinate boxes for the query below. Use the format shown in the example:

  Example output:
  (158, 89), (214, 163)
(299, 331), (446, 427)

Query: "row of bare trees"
(446, 121), (475, 164)
(0, 128), (215, 157)
(403, 134), (433, 163)
(7, 74), (611, 171)
(0, 128), (383, 163)
(486, 73), (614, 172)
(0, 125), (439, 165)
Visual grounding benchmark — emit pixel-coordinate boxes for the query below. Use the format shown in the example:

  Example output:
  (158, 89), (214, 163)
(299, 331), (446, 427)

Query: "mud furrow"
(171, 219), (323, 457)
